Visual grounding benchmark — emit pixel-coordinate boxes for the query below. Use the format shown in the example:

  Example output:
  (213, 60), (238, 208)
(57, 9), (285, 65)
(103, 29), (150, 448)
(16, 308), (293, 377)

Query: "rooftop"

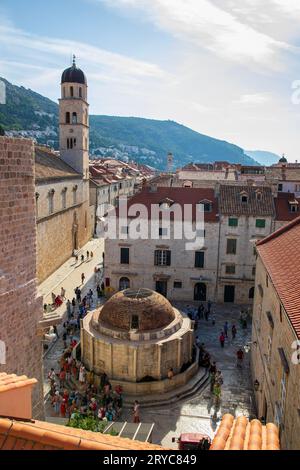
(35, 146), (80, 182)
(257, 215), (300, 338)
(274, 192), (300, 221)
(210, 414), (280, 450)
(0, 373), (37, 394)
(219, 184), (274, 216)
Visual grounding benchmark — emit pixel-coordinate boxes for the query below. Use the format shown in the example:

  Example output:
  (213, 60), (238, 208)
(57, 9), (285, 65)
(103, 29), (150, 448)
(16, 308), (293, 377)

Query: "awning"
(103, 422), (155, 443)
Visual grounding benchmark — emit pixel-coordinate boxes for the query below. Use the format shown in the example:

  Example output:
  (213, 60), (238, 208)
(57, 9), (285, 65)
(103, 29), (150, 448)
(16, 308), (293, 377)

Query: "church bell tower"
(59, 56), (89, 179)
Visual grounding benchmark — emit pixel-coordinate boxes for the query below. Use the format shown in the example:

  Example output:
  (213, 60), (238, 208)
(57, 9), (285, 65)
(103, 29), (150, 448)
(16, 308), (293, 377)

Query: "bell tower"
(59, 56), (89, 179)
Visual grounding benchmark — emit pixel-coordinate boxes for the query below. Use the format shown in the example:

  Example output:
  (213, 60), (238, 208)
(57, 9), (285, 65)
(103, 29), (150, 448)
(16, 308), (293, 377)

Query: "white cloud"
(101, 0), (295, 68)
(235, 93), (272, 105)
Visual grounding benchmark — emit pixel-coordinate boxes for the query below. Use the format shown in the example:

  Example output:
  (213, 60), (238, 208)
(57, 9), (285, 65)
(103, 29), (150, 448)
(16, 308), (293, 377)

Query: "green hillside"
(0, 77), (258, 169)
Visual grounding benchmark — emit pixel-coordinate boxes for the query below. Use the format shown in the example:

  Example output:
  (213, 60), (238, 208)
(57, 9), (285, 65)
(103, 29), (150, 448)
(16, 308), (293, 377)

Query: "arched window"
(70, 86), (74, 97)
(119, 277), (130, 291)
(79, 87), (82, 98)
(194, 283), (207, 301)
(66, 112), (70, 124)
(63, 87), (66, 98)
(72, 112), (77, 124)
(249, 287), (255, 299)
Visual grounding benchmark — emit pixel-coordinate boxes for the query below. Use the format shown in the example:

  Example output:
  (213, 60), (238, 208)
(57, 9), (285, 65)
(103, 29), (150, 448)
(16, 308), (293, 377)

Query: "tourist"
(98, 407), (106, 420)
(213, 382), (221, 406)
(232, 324), (237, 340)
(62, 331), (68, 349)
(90, 251), (94, 259)
(48, 368), (56, 386)
(97, 284), (102, 299)
(59, 368), (66, 388)
(101, 281), (105, 292)
(51, 292), (56, 305)
(60, 398), (67, 418)
(79, 364), (86, 384)
(61, 287), (66, 299)
(207, 300), (212, 314)
(81, 254), (84, 263)
(215, 370), (223, 386)
(66, 300), (72, 320)
(75, 255), (79, 263)
(52, 391), (61, 415)
(168, 368), (174, 379)
(204, 309), (209, 321)
(219, 331), (225, 348)
(224, 321), (229, 338)
(236, 348), (244, 368)
(81, 273), (85, 284)
(87, 251), (90, 260)
(53, 325), (59, 339)
(197, 303), (204, 320)
(133, 401), (140, 424)
(211, 313), (216, 326)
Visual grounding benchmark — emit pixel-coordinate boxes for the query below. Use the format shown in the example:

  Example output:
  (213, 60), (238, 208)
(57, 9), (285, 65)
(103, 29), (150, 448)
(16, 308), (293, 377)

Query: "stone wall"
(0, 137), (44, 419)
(251, 256), (300, 450)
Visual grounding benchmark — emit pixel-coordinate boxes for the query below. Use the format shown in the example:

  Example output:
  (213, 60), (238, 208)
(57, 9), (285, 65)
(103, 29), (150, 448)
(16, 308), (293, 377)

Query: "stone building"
(81, 288), (196, 394)
(0, 137), (44, 419)
(251, 216), (300, 449)
(104, 187), (220, 301)
(217, 185), (275, 304)
(35, 59), (93, 283)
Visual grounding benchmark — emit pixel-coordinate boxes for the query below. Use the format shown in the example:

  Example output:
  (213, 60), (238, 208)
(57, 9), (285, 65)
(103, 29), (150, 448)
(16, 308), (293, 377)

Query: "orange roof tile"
(0, 418), (166, 451)
(210, 414), (280, 450)
(256, 215), (300, 338)
(0, 373), (37, 394)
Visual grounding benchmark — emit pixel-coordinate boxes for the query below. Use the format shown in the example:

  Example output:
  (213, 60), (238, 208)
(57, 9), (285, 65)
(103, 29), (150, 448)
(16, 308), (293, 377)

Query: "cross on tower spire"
(72, 54), (76, 67)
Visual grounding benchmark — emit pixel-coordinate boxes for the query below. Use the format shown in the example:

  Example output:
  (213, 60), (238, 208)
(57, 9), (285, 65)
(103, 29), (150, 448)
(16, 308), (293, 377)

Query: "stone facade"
(0, 137), (44, 419)
(251, 256), (300, 450)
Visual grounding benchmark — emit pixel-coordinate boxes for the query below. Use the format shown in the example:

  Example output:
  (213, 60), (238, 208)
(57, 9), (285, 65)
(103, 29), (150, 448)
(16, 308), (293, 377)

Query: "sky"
(1, 0), (300, 160)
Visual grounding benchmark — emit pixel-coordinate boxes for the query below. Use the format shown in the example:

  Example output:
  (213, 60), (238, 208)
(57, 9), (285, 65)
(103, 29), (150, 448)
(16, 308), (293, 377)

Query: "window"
(290, 203), (298, 213)
(278, 184), (283, 192)
(61, 189), (67, 209)
(63, 87), (66, 98)
(119, 277), (130, 290)
(70, 86), (74, 97)
(72, 112), (77, 124)
(229, 217), (238, 227)
(295, 184), (300, 192)
(249, 287), (255, 299)
(73, 186), (78, 205)
(203, 202), (212, 212)
(225, 264), (236, 274)
(79, 87), (82, 98)
(48, 190), (55, 214)
(226, 239), (237, 255)
(120, 247), (130, 264)
(159, 227), (168, 237)
(241, 195), (248, 203)
(252, 266), (256, 277)
(154, 250), (171, 266)
(256, 192), (262, 201)
(174, 281), (182, 289)
(195, 251), (205, 268)
(256, 219), (266, 228)
(131, 315), (139, 330)
(66, 112), (70, 124)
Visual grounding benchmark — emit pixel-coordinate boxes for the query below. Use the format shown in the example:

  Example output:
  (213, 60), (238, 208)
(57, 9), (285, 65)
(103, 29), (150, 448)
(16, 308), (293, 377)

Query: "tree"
(0, 125), (5, 136)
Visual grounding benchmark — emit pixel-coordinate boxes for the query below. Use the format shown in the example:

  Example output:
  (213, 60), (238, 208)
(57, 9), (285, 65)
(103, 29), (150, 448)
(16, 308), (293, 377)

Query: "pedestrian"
(61, 287), (66, 300)
(133, 401), (140, 423)
(66, 300), (72, 319)
(62, 331), (68, 349)
(232, 324), (237, 340)
(53, 325), (59, 339)
(81, 254), (84, 263)
(204, 309), (209, 321)
(52, 391), (61, 415)
(60, 399), (67, 418)
(59, 368), (66, 388)
(79, 365), (86, 384)
(209, 362), (217, 392)
(90, 251), (94, 259)
(168, 368), (174, 379)
(48, 368), (56, 386)
(87, 251), (90, 260)
(197, 304), (204, 320)
(207, 300), (212, 314)
(215, 370), (223, 386)
(102, 252), (105, 267)
(75, 254), (79, 263)
(101, 281), (105, 292)
(81, 273), (85, 284)
(211, 313), (216, 326)
(213, 382), (221, 405)
(219, 331), (225, 348)
(236, 348), (244, 368)
(224, 321), (229, 338)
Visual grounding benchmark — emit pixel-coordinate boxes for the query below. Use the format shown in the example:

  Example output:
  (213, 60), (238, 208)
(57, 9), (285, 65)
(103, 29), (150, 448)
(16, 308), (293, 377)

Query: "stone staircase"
(123, 368), (209, 409)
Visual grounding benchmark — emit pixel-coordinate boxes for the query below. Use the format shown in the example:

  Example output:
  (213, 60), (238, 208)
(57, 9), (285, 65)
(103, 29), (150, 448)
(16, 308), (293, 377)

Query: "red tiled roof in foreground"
(0, 418), (166, 451)
(210, 414), (280, 450)
(0, 373), (37, 394)
(257, 214), (300, 339)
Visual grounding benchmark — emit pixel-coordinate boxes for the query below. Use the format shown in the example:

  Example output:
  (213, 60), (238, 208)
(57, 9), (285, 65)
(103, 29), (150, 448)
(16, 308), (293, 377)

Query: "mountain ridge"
(0, 77), (259, 169)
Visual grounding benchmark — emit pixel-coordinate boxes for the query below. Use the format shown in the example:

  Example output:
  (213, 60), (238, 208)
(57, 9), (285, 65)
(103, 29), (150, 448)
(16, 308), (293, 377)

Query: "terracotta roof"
(118, 187), (219, 222)
(0, 373), (37, 394)
(274, 192), (300, 221)
(256, 215), (300, 338)
(210, 414), (280, 450)
(35, 147), (80, 181)
(219, 185), (274, 216)
(0, 418), (165, 450)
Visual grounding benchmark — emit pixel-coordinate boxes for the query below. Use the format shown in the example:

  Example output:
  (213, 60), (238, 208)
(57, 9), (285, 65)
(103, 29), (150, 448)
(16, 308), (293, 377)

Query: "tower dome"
(99, 288), (175, 332)
(61, 56), (87, 85)
(279, 154), (287, 163)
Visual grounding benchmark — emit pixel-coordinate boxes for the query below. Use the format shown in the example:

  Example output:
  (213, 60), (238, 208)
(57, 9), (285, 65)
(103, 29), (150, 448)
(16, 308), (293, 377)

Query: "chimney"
(0, 373), (37, 420)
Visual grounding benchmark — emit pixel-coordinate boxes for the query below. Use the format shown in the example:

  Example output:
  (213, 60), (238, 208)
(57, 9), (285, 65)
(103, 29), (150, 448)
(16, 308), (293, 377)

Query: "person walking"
(90, 251), (94, 259)
(87, 251), (90, 260)
(81, 254), (84, 263)
(133, 401), (140, 423)
(81, 273), (85, 285)
(66, 300), (72, 320)
(61, 287), (66, 300)
(209, 362), (217, 392)
(236, 348), (244, 368)
(232, 324), (237, 340)
(207, 300), (212, 314)
(219, 331), (225, 348)
(224, 321), (229, 338)
(213, 382), (222, 406)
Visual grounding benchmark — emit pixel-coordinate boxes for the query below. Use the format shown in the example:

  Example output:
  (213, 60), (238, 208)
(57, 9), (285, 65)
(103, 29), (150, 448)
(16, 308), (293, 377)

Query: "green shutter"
(256, 219), (266, 228)
(229, 218), (238, 227)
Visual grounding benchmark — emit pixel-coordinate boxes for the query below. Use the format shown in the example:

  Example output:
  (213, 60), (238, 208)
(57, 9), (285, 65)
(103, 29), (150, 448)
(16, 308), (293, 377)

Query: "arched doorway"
(119, 277), (130, 291)
(249, 287), (255, 299)
(194, 283), (207, 301)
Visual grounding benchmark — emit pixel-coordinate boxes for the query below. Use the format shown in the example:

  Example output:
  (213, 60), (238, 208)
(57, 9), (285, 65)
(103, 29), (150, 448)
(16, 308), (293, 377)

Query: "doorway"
(224, 285), (235, 303)
(194, 283), (207, 301)
(156, 280), (168, 297)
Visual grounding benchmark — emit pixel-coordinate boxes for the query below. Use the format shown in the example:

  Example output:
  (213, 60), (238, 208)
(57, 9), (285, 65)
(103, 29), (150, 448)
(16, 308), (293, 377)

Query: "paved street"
(42, 251), (256, 448)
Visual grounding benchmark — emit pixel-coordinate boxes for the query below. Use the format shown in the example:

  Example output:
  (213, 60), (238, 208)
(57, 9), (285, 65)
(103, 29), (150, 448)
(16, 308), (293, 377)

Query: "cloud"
(100, 0), (295, 68)
(235, 93), (272, 105)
